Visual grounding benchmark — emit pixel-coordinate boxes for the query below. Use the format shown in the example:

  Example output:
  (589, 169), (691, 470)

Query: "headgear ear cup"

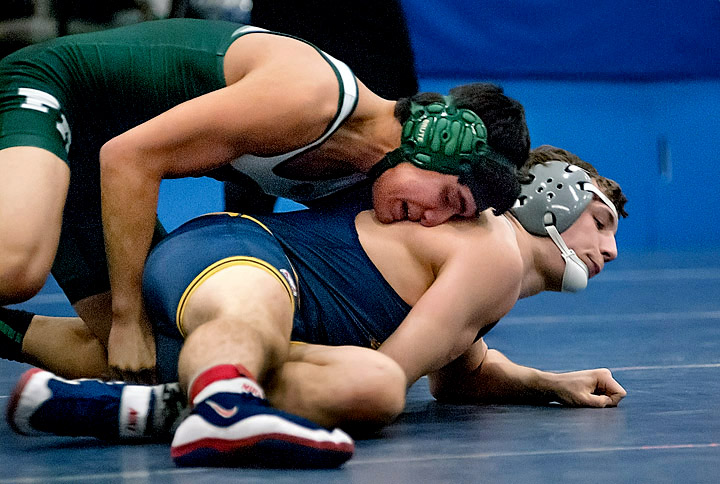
(458, 157), (520, 215)
(510, 161), (595, 235)
(368, 96), (517, 213)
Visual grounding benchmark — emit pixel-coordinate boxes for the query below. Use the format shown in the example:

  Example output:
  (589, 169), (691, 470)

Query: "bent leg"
(177, 264), (294, 390)
(268, 343), (407, 434)
(11, 291), (113, 378)
(172, 265), (353, 467)
(21, 314), (108, 378)
(0, 147), (69, 304)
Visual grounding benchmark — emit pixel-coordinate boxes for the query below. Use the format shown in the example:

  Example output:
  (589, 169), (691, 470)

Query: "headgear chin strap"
(368, 96), (515, 213)
(544, 224), (589, 292)
(510, 161), (618, 293)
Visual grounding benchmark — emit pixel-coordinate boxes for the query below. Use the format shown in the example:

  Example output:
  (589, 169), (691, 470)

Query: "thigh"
(22, 314), (108, 379)
(0, 146), (69, 277)
(268, 342), (407, 429)
(143, 213), (299, 381)
(0, 85), (72, 247)
(0, 60), (75, 271)
(180, 263), (295, 338)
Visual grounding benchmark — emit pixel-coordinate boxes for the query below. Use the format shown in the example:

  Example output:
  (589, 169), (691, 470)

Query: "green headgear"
(369, 96), (519, 214)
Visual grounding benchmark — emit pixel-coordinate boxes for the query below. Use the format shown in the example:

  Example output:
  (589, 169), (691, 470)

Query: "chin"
(373, 206), (393, 224)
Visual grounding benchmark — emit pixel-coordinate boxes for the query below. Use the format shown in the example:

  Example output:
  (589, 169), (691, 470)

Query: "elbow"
(100, 137), (146, 174)
(99, 139), (127, 189)
(336, 353), (407, 433)
(99, 138), (162, 188)
(99, 137), (120, 169)
(99, 137), (133, 179)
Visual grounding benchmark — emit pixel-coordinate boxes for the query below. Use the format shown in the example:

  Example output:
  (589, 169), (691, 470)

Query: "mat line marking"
(345, 442), (720, 466)
(0, 443), (717, 482)
(0, 468), (207, 484)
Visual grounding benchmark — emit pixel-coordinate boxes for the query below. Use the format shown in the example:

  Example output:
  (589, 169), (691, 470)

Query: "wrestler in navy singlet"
(144, 184), (413, 383)
(257, 199), (412, 349)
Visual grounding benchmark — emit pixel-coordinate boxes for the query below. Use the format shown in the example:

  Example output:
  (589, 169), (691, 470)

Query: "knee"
(0, 249), (50, 303)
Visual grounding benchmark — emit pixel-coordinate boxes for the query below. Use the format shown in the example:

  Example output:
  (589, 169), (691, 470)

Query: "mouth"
(393, 201), (409, 222)
(588, 259), (601, 278)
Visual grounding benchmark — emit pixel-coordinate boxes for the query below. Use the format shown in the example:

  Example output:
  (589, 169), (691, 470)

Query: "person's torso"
(0, 18), (363, 201)
(256, 185), (409, 348)
(260, 198), (519, 348)
(0, 19), (236, 142)
(221, 27), (364, 200)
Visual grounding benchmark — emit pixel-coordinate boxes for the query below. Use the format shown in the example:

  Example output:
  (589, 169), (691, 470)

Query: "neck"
(504, 214), (561, 297)
(325, 99), (401, 173)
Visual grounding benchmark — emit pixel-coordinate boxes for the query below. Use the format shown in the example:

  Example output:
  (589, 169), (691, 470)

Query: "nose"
(601, 234), (618, 262)
(420, 206), (459, 227)
(420, 185), (476, 227)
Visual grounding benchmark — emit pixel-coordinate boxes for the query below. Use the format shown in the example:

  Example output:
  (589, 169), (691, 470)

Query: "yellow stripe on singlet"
(194, 212), (272, 234)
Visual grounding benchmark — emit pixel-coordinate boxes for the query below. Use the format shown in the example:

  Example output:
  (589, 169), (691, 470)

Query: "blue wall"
(402, 1), (720, 81)
(159, 1), (720, 250)
(419, 79), (720, 251)
(406, 1), (720, 251)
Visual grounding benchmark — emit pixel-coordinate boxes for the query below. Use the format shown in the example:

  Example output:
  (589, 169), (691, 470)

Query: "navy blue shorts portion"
(143, 212), (297, 383)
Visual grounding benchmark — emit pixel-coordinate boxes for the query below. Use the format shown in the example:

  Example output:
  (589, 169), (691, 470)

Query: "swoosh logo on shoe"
(205, 399), (238, 418)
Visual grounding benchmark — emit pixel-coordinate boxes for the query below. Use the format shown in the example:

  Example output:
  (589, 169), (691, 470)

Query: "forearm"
(100, 144), (160, 324)
(431, 348), (556, 405)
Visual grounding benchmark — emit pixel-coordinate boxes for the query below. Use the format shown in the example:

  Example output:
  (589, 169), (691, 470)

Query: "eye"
(594, 217), (605, 230)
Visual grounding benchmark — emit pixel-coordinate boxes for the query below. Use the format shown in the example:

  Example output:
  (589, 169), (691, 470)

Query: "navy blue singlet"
(257, 192), (412, 349)
(146, 183), (413, 382)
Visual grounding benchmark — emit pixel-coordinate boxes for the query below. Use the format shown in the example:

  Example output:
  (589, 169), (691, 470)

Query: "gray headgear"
(510, 160), (618, 292)
(510, 161), (594, 235)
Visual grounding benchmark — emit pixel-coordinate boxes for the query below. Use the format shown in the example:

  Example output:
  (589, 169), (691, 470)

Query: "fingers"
(593, 368), (627, 406)
(558, 368), (628, 408)
(583, 393), (615, 408)
(108, 366), (158, 384)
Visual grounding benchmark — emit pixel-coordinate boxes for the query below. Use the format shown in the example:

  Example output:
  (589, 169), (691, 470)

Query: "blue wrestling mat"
(2, 249), (720, 483)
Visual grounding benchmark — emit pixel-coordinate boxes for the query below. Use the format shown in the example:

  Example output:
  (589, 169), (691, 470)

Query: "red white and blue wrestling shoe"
(171, 369), (354, 468)
(6, 368), (184, 440)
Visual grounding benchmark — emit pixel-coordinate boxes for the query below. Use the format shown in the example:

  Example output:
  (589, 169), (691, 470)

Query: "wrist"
(111, 301), (142, 323)
(528, 370), (557, 403)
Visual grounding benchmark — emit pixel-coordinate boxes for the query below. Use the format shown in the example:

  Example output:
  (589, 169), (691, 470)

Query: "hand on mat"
(549, 368), (626, 407)
(107, 311), (157, 384)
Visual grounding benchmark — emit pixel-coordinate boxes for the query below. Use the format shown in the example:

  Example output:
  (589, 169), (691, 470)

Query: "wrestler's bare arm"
(99, 37), (341, 380)
(378, 238), (520, 386)
(428, 339), (627, 407)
